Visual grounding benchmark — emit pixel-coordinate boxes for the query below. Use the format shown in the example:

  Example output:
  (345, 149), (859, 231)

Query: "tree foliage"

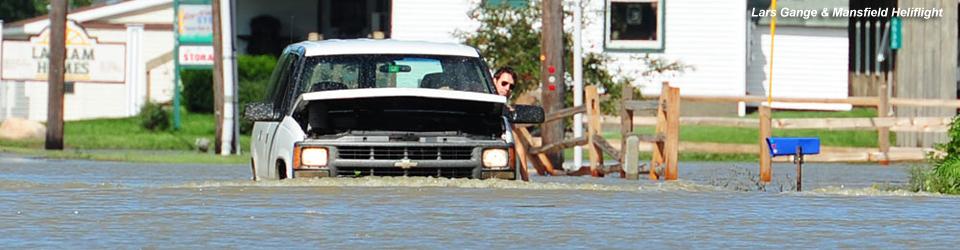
(912, 115), (960, 194)
(0, 0), (94, 23)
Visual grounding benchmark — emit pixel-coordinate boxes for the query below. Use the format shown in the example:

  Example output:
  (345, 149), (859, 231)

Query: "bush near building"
(911, 115), (960, 194)
(181, 54), (276, 133)
(138, 102), (170, 131)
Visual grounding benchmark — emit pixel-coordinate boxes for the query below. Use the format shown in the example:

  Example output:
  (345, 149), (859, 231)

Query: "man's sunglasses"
(499, 81), (514, 90)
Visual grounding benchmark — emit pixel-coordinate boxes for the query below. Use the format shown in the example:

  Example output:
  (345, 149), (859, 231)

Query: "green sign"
(485, 0), (528, 8)
(891, 17), (902, 50)
(176, 0), (213, 44)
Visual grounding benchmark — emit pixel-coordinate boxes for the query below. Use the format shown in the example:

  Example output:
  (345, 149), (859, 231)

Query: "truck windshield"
(299, 54), (493, 94)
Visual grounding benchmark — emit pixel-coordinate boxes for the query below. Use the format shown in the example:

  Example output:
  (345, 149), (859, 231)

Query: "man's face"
(494, 73), (515, 97)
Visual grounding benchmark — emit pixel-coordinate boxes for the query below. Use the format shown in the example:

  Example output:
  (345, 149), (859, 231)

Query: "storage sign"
(179, 45), (214, 66)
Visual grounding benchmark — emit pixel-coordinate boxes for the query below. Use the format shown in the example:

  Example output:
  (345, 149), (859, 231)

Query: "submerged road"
(0, 154), (957, 248)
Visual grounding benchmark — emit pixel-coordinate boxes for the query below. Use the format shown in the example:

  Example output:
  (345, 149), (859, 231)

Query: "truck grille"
(336, 167), (475, 178)
(336, 146), (474, 160)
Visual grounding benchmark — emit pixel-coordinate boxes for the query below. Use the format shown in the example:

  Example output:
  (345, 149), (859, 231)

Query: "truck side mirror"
(244, 102), (279, 121)
(508, 105), (544, 124)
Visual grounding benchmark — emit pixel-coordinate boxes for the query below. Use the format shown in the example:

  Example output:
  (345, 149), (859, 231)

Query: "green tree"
(0, 0), (95, 23)
(912, 115), (960, 194)
(0, 0), (43, 22)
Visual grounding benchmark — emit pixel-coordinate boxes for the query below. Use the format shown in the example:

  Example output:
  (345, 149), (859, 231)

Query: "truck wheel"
(276, 161), (288, 180)
(250, 158), (258, 181)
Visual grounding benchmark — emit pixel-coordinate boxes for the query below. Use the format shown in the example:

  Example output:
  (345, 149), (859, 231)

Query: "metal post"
(572, 0), (584, 171)
(45, 0), (67, 150)
(875, 20), (881, 75)
(218, 0), (239, 154)
(855, 21), (860, 75)
(172, 0), (182, 130)
(795, 146), (802, 192)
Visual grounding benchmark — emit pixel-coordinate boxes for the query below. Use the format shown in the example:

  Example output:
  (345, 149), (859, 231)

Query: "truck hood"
(298, 88), (506, 104)
(295, 88), (508, 138)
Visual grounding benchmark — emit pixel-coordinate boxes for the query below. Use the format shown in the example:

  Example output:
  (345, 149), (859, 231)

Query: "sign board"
(177, 2), (213, 43)
(890, 17), (902, 50)
(179, 45), (214, 66)
(1, 20), (126, 82)
(766, 137), (821, 157)
(485, 0), (528, 8)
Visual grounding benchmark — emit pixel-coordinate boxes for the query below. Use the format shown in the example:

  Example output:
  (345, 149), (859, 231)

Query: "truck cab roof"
(295, 39), (481, 58)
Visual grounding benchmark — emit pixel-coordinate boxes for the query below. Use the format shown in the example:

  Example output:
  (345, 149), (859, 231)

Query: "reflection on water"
(0, 154), (957, 248)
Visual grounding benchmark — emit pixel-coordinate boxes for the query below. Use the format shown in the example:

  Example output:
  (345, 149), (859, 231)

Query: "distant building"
(1, 0), (175, 121)
(2, 0), (955, 147)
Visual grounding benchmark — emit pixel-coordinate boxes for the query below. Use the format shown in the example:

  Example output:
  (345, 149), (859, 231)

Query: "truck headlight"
(482, 148), (509, 169)
(300, 147), (328, 168)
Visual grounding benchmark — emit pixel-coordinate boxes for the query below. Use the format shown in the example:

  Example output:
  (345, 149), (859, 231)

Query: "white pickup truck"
(244, 39), (543, 180)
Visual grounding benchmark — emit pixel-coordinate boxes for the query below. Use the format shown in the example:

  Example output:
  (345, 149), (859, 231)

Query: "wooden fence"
(671, 83), (958, 182)
(516, 81), (957, 182)
(512, 84), (680, 180)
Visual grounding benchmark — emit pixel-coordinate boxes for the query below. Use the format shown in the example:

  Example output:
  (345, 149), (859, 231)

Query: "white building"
(0, 0), (855, 122)
(390, 0), (851, 113)
(1, 0), (175, 121)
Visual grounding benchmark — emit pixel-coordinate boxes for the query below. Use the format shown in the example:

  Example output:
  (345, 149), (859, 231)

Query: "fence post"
(585, 85), (603, 176)
(759, 105), (772, 183)
(623, 135), (640, 180)
(877, 84), (890, 165)
(620, 84), (634, 162)
(650, 83), (669, 180)
(664, 84), (680, 180)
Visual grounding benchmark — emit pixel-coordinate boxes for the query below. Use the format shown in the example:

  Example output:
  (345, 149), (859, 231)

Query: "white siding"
(581, 0), (747, 97)
(747, 25), (850, 110)
(391, 0), (747, 98)
(391, 0), (478, 43)
(1, 4), (176, 121)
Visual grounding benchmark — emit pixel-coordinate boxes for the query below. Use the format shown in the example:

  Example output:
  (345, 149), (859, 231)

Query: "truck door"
(252, 52), (297, 179)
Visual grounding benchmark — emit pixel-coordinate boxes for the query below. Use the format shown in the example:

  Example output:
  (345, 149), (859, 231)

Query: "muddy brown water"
(0, 154), (957, 248)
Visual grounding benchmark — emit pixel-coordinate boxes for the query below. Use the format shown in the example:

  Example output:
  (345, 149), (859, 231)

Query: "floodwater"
(1, 154), (958, 248)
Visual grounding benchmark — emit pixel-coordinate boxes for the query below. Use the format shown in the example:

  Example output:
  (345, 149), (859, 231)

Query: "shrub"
(181, 69), (213, 113)
(237, 55), (277, 134)
(139, 102), (171, 131)
(179, 55), (277, 134)
(911, 115), (960, 194)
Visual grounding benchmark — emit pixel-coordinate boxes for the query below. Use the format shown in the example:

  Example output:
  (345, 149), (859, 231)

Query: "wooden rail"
(679, 95), (960, 108)
(616, 83), (681, 180)
(513, 84), (679, 179)
(623, 116), (951, 132)
(669, 83), (955, 182)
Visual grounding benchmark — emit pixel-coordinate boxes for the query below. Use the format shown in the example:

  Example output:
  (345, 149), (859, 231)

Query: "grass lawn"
(0, 112), (251, 151)
(0, 112), (251, 164)
(560, 107), (889, 162)
(0, 147), (249, 164)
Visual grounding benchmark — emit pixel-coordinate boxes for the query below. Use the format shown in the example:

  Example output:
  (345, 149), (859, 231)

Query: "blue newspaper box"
(766, 137), (821, 157)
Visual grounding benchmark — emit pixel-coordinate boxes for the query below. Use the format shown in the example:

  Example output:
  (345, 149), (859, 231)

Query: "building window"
(605, 0), (664, 51)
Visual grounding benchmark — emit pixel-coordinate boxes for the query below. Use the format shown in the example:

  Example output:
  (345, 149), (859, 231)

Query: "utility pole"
(541, 0), (565, 168)
(46, 0), (67, 150)
(212, 0), (225, 154)
(212, 0), (238, 155)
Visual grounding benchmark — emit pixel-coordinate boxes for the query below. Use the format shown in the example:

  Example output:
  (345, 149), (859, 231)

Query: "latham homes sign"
(1, 20), (126, 83)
